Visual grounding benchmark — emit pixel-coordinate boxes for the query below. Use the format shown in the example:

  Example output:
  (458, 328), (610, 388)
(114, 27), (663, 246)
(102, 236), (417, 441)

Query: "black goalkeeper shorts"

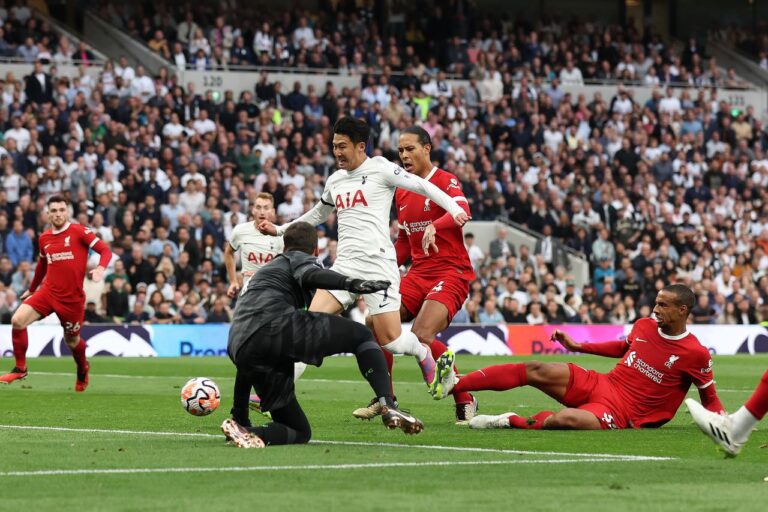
(233, 310), (370, 411)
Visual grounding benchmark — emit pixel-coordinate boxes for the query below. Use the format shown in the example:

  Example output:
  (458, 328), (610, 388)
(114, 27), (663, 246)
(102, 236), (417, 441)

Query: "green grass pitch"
(1, 355), (767, 512)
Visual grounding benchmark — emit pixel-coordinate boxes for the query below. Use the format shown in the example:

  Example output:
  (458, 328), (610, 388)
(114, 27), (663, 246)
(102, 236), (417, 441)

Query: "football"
(180, 378), (221, 416)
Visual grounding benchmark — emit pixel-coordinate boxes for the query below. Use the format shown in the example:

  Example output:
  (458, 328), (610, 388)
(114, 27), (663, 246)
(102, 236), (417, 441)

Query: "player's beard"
(51, 217), (68, 229)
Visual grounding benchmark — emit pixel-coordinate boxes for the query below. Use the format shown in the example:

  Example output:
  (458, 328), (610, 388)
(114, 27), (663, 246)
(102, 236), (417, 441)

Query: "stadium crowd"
(0, 6), (767, 327)
(99, 1), (749, 90)
(0, 7), (97, 65)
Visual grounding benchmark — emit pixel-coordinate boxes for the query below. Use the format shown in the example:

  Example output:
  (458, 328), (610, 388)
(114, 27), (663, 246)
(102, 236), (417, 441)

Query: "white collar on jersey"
(424, 166), (438, 181)
(657, 328), (689, 340)
(52, 222), (71, 235)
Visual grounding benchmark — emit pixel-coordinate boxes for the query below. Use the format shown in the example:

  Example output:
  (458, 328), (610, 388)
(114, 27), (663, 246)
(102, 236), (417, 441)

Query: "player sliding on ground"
(353, 126), (477, 424)
(1, 196), (112, 391)
(686, 369), (768, 456)
(222, 222), (428, 448)
(223, 192), (305, 425)
(258, 117), (468, 396)
(432, 285), (724, 430)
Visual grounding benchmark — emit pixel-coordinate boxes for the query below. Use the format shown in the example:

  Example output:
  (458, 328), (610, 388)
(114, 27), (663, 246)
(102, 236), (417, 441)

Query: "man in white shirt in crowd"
(130, 65), (155, 103)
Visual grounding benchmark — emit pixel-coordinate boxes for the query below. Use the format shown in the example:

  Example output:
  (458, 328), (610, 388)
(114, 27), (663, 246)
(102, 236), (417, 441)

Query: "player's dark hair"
(401, 125), (432, 148)
(284, 222), (318, 254)
(47, 195), (67, 206)
(664, 284), (695, 313)
(333, 116), (370, 145)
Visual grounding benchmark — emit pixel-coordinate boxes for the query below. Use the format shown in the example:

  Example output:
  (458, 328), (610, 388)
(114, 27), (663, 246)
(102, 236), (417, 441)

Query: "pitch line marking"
(25, 373), (755, 393)
(0, 458), (670, 477)
(32, 372), (388, 386)
(0, 425), (675, 461)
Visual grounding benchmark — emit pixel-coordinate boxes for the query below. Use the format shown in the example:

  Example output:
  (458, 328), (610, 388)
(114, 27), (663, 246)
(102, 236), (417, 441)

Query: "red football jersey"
(607, 317), (715, 427)
(37, 222), (98, 301)
(395, 167), (474, 278)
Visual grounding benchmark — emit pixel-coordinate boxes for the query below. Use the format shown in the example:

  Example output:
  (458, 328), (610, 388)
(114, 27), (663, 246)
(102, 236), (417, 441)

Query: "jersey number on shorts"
(64, 321), (81, 333)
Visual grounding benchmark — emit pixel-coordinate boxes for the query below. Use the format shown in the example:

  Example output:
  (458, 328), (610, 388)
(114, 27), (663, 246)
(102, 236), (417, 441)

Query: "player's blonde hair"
(253, 192), (275, 206)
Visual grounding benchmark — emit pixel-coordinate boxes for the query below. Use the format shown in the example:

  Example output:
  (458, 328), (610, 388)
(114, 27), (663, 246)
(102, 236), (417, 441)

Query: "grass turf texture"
(1, 355), (767, 512)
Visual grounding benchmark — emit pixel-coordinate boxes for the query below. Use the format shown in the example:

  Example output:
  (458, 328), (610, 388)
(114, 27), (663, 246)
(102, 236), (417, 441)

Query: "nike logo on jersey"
(399, 205), (407, 211)
(379, 302), (390, 308)
(635, 337), (648, 342)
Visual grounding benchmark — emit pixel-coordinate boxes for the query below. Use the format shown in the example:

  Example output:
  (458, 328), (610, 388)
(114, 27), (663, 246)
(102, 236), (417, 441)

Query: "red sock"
(11, 328), (28, 370)
(431, 339), (473, 404)
(453, 363), (528, 394)
(745, 369), (768, 420)
(71, 339), (88, 371)
(509, 410), (554, 430)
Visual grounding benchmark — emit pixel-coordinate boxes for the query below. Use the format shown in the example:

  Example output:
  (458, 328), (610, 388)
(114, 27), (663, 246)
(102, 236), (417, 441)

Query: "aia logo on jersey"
(447, 178), (461, 190)
(665, 355), (680, 368)
(248, 252), (274, 264)
(625, 350), (636, 367)
(335, 190), (368, 210)
(64, 236), (71, 247)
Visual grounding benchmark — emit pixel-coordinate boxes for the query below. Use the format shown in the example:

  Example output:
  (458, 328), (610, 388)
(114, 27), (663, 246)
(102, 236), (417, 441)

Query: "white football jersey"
(279, 156), (464, 264)
(229, 221), (284, 274)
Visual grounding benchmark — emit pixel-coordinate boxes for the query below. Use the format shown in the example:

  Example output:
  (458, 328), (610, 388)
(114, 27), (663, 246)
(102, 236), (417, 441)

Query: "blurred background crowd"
(0, 1), (767, 327)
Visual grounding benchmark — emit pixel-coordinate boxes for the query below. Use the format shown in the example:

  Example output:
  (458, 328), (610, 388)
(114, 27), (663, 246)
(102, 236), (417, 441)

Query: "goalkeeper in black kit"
(222, 222), (424, 448)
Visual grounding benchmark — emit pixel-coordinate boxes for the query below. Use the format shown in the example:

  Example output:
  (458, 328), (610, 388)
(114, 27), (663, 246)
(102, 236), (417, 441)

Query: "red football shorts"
(400, 268), (470, 322)
(24, 288), (85, 337)
(562, 363), (631, 430)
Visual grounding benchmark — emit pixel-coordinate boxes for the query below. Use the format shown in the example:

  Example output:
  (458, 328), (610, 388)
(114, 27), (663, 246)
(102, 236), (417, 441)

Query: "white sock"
(293, 362), (307, 382)
(730, 406), (759, 442)
(382, 330), (429, 361)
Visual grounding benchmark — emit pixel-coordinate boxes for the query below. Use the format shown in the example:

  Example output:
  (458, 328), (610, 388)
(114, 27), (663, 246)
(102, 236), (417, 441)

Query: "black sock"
(355, 341), (395, 408)
(247, 397), (311, 445)
(230, 369), (252, 425)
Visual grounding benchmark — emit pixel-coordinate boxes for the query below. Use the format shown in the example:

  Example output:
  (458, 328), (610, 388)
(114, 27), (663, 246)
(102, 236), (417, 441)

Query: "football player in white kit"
(225, 192), (305, 425)
(225, 192), (285, 299)
(259, 117), (468, 397)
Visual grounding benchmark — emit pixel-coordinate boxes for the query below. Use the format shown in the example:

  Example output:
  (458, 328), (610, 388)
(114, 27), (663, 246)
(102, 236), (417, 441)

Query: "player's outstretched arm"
(552, 329), (630, 358)
(297, 265), (389, 294)
(387, 167), (468, 225)
(550, 329), (584, 352)
(259, 201), (335, 236)
(577, 339), (631, 358)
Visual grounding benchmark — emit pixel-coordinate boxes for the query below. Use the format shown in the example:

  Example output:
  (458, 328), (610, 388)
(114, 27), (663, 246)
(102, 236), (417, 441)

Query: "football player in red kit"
(432, 285), (724, 430)
(0, 196), (113, 391)
(353, 126), (477, 424)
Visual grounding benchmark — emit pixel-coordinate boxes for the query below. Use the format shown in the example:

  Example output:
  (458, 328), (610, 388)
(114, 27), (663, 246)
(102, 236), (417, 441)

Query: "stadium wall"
(179, 69), (768, 120)
(2, 323), (767, 358)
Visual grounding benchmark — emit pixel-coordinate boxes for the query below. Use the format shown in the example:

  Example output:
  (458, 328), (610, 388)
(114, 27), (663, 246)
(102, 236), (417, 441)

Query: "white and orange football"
(181, 377), (221, 416)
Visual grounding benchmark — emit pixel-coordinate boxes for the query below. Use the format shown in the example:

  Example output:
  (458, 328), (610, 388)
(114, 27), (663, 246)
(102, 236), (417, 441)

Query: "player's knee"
(11, 312), (28, 330)
(295, 425), (312, 444)
(524, 361), (545, 380)
(546, 411), (582, 430)
(64, 335), (79, 348)
(410, 324), (434, 346)
(349, 321), (375, 346)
